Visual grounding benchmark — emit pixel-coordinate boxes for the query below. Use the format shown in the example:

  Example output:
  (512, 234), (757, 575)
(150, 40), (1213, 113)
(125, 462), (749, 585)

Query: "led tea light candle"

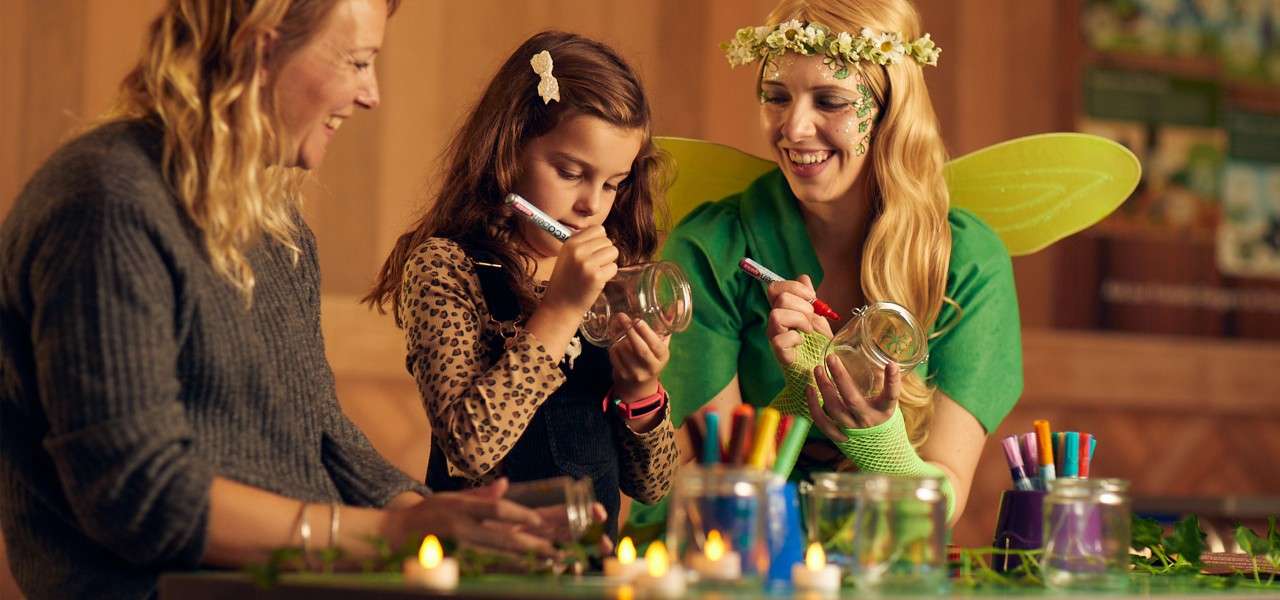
(792, 543), (841, 594)
(688, 529), (741, 582)
(603, 536), (648, 582)
(402, 535), (459, 591)
(636, 540), (685, 598)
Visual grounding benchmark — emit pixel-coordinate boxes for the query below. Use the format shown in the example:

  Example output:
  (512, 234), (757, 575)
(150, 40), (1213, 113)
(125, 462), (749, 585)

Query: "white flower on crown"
(779, 19), (805, 39)
(802, 24), (827, 48)
(864, 27), (905, 65)
(721, 20), (940, 76)
(835, 31), (854, 55)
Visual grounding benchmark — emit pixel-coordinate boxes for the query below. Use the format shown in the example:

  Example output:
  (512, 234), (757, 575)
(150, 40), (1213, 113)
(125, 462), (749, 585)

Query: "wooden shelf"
(1085, 48), (1220, 80)
(1021, 328), (1280, 416)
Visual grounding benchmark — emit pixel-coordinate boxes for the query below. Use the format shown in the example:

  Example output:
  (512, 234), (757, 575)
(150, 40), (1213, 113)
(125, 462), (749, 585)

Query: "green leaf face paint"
(852, 79), (876, 157)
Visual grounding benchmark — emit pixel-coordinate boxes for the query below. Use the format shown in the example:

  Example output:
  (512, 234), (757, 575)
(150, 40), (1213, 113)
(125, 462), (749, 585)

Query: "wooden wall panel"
(0, 0), (29, 216)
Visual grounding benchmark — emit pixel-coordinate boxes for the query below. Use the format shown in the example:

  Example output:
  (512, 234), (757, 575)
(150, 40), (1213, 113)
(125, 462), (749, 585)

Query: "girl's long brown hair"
(365, 30), (669, 324)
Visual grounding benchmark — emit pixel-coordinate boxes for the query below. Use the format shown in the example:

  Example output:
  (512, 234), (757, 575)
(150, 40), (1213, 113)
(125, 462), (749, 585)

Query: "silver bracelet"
(297, 502), (312, 572)
(328, 502), (340, 553)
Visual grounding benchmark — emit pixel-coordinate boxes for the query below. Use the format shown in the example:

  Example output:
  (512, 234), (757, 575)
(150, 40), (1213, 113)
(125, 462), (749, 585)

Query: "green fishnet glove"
(836, 408), (955, 521)
(768, 331), (956, 520)
(767, 330), (830, 419)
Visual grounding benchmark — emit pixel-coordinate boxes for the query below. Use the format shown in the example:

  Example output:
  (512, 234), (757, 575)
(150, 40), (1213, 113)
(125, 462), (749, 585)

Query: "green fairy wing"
(942, 133), (1140, 255)
(656, 137), (774, 226)
(655, 133), (1141, 256)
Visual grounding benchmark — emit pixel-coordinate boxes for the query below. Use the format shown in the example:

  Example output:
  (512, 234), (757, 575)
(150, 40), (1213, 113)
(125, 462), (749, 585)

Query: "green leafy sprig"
(1234, 517), (1280, 585)
(1130, 514), (1206, 575)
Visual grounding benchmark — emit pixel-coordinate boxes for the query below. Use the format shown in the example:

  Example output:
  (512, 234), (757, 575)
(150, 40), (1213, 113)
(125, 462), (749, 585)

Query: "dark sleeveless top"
(426, 251), (623, 538)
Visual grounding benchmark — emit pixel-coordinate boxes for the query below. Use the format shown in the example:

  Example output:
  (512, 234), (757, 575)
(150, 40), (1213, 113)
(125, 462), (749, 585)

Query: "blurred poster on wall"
(1219, 111), (1280, 277)
(1070, 0), (1280, 338)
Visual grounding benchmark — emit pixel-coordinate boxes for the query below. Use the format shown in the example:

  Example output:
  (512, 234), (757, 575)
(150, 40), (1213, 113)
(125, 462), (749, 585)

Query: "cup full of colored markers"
(990, 420), (1099, 573)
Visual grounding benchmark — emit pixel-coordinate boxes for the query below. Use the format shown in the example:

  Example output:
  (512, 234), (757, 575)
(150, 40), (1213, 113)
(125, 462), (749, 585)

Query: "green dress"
(626, 168), (1023, 533)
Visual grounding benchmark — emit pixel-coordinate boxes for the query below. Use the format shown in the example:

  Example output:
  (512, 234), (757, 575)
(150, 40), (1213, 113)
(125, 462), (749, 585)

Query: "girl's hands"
(806, 358), (901, 441)
(765, 274), (834, 367)
(607, 314), (671, 400)
(541, 225), (618, 317)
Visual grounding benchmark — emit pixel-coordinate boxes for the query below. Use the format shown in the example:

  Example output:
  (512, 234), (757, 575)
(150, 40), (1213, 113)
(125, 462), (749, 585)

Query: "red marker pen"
(738, 257), (841, 321)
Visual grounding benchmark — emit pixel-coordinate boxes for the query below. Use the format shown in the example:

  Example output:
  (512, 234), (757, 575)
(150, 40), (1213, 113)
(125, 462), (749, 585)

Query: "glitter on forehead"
(762, 53), (797, 82)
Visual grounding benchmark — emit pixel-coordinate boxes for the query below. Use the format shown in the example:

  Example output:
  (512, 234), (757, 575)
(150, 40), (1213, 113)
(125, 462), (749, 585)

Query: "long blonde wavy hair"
(103, 0), (397, 299)
(765, 0), (951, 448)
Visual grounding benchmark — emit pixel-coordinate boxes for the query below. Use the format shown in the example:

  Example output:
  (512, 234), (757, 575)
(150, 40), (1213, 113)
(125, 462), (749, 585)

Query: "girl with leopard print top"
(364, 31), (679, 538)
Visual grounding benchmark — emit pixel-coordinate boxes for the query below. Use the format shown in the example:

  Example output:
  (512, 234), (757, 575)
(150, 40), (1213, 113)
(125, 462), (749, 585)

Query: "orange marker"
(1033, 419), (1056, 485)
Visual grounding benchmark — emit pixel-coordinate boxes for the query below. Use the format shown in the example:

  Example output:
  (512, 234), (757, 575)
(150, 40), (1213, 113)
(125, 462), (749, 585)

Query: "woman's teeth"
(324, 116), (344, 131)
(786, 149), (831, 165)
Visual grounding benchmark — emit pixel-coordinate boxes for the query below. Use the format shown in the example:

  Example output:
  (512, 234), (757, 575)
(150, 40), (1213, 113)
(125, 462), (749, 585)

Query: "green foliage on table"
(1233, 516), (1279, 585)
(952, 514), (1280, 590)
(1131, 514), (1206, 575)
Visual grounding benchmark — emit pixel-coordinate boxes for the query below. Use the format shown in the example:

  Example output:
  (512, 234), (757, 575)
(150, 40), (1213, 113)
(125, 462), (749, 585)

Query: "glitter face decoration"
(759, 53), (880, 205)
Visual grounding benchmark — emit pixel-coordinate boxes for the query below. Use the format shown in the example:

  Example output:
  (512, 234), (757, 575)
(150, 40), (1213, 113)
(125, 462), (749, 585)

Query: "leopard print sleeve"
(614, 406), (679, 504)
(400, 238), (566, 480)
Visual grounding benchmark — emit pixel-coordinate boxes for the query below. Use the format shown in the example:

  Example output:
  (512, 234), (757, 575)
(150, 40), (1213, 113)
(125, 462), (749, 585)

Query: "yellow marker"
(746, 407), (780, 469)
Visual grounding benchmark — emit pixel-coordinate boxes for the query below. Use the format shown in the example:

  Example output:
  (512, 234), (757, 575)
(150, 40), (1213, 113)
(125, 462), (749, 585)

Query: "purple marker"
(505, 193), (572, 241)
(1001, 435), (1035, 492)
(1020, 432), (1041, 490)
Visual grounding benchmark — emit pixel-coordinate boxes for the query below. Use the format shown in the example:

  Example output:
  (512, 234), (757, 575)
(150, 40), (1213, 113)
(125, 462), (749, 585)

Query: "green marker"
(772, 417), (811, 477)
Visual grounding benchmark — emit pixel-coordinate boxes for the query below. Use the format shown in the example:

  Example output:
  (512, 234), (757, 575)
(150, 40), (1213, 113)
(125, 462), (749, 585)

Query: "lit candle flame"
(805, 542), (826, 571)
(418, 535), (443, 569)
(618, 536), (636, 564)
(645, 540), (669, 577)
(705, 529), (726, 561)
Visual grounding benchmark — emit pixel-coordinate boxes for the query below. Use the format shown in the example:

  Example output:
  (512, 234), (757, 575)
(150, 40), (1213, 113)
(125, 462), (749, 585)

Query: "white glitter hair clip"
(530, 50), (560, 104)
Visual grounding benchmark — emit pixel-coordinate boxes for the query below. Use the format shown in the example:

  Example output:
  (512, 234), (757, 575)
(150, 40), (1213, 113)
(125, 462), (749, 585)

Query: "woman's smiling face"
(758, 53), (879, 205)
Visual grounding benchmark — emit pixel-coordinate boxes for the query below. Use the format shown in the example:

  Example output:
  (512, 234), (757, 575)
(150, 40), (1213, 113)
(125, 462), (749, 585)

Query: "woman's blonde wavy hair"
(103, 0), (397, 299)
(765, 0), (951, 448)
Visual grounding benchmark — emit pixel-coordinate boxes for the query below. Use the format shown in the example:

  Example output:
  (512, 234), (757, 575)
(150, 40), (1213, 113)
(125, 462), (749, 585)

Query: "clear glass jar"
(798, 472), (861, 574)
(1042, 478), (1131, 590)
(501, 476), (598, 542)
(822, 302), (929, 398)
(799, 473), (947, 592)
(666, 466), (774, 585)
(579, 261), (693, 347)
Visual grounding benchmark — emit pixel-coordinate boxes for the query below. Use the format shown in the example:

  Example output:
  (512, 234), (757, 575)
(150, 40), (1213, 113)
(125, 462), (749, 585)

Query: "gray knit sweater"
(0, 120), (422, 600)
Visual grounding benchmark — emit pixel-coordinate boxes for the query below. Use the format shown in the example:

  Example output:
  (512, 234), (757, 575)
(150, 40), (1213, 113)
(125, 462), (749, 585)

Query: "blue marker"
(703, 412), (721, 464)
(1062, 432), (1080, 478)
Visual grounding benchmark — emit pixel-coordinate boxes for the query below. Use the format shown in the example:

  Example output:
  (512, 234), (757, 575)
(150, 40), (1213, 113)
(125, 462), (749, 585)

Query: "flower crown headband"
(723, 20), (940, 79)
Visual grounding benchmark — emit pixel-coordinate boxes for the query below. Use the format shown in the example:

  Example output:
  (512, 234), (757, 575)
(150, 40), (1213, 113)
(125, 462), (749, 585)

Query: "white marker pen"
(504, 193), (572, 242)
